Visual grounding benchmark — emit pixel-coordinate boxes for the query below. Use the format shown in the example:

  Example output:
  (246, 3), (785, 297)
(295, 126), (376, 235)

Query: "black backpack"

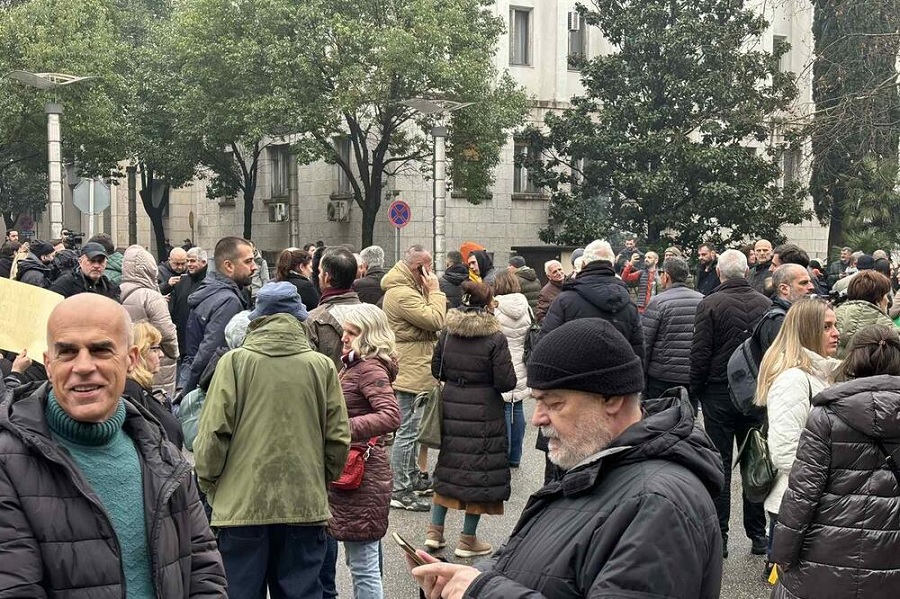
(726, 306), (787, 415)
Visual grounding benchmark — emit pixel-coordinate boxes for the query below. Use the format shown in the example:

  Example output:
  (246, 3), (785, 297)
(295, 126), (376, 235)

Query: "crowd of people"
(2, 225), (900, 598)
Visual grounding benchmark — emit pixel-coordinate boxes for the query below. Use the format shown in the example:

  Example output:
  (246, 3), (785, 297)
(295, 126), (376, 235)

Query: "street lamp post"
(6, 71), (94, 239)
(400, 98), (472, 276)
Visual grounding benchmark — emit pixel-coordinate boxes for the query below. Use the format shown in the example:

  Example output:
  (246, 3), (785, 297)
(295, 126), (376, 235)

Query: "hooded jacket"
(642, 283), (704, 384)
(194, 314), (351, 527)
(834, 299), (894, 359)
(772, 375), (900, 599)
(465, 394), (724, 598)
(14, 252), (52, 288)
(121, 245), (179, 363)
(380, 262), (446, 393)
(104, 251), (123, 284)
(432, 308), (516, 504)
(0, 382), (226, 597)
(469, 250), (497, 286)
(540, 260), (645, 365)
(494, 292), (531, 402)
(440, 263), (469, 309)
(328, 354), (400, 542)
(182, 272), (247, 393)
(169, 264), (209, 357)
(513, 267), (542, 309)
(49, 265), (121, 301)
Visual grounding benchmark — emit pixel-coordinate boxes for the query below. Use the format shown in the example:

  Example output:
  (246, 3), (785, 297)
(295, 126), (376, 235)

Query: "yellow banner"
(0, 278), (64, 364)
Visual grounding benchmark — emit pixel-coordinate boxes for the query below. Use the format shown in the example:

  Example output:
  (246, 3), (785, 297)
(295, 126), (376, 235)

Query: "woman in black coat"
(771, 324), (900, 598)
(124, 322), (184, 449)
(274, 247), (320, 309)
(424, 281), (516, 558)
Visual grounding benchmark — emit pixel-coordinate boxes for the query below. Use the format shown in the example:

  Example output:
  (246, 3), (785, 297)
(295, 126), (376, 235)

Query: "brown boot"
(425, 524), (446, 550)
(455, 534), (492, 558)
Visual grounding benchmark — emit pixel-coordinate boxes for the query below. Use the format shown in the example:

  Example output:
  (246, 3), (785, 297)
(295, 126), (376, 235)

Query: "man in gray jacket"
(642, 257), (704, 410)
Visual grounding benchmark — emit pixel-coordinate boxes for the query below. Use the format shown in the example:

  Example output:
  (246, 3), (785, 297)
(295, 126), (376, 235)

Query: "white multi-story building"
(84, 0), (826, 262)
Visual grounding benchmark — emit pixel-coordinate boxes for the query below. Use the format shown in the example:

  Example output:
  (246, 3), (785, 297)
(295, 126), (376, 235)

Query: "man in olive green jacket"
(381, 244), (446, 511)
(194, 286), (350, 598)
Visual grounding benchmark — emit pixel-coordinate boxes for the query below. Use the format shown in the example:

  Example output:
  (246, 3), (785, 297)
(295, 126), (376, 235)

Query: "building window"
(773, 35), (790, 73)
(782, 146), (801, 186)
(270, 145), (291, 198)
(513, 141), (540, 194)
(509, 7), (532, 66)
(334, 136), (352, 195)
(567, 11), (587, 69)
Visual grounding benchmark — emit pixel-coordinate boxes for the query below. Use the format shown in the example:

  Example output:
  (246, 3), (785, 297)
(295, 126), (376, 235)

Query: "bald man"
(0, 294), (226, 597)
(159, 246), (188, 294)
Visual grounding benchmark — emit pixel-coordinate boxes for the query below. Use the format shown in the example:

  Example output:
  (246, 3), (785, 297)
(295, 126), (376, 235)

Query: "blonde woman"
(326, 304), (400, 599)
(123, 321), (184, 449)
(755, 298), (841, 575)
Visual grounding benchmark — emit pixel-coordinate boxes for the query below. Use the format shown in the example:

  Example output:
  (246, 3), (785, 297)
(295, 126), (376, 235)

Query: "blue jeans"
(391, 391), (422, 493)
(505, 401), (525, 466)
(320, 534), (338, 598)
(345, 540), (383, 599)
(217, 524), (327, 599)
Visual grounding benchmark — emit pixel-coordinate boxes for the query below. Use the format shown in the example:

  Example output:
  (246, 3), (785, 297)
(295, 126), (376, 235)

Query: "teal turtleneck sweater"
(46, 392), (155, 598)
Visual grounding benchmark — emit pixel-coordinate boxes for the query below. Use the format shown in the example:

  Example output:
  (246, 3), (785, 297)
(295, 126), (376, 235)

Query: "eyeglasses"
(149, 345), (163, 353)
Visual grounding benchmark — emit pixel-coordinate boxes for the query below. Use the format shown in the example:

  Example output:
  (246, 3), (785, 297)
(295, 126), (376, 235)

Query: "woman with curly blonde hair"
(325, 304), (400, 599)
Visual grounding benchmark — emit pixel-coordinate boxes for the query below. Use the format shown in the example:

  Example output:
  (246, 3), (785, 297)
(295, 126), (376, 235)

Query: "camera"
(61, 229), (84, 251)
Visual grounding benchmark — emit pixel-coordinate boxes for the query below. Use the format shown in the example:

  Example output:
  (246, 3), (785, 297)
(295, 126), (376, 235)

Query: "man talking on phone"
(408, 318), (724, 598)
(381, 244), (446, 511)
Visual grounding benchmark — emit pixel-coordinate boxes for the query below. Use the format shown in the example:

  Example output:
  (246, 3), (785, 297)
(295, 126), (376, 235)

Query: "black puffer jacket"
(14, 252), (52, 288)
(695, 260), (719, 296)
(514, 267), (541, 310)
(642, 283), (704, 385)
(772, 375), (900, 599)
(0, 382), (226, 597)
(352, 266), (387, 305)
(123, 378), (185, 450)
(439, 264), (469, 309)
(466, 394), (724, 598)
(690, 277), (770, 397)
(539, 261), (644, 365)
(49, 266), (120, 301)
(169, 265), (209, 357)
(432, 308), (516, 504)
(748, 260), (772, 294)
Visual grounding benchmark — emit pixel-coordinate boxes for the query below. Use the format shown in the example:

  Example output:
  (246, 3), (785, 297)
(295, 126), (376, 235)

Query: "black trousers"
(699, 382), (767, 541)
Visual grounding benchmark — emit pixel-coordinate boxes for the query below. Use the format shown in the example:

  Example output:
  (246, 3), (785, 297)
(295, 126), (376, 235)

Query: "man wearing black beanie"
(409, 318), (725, 599)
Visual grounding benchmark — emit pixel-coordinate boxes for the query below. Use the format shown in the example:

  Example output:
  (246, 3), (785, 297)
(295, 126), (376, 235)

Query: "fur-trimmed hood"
(444, 307), (500, 337)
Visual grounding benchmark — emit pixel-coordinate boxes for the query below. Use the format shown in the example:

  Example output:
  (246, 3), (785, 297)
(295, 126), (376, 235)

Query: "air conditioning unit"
(268, 202), (288, 223)
(567, 11), (581, 31)
(327, 199), (351, 223)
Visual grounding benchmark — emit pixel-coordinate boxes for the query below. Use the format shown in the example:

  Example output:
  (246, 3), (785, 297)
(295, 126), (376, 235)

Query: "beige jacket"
(380, 262), (446, 393)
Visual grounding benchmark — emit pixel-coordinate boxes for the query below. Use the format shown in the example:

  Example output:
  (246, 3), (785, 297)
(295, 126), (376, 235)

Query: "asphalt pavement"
(334, 402), (773, 598)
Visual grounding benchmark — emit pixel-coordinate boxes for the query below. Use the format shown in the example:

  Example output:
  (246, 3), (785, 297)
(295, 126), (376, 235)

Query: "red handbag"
(331, 437), (379, 491)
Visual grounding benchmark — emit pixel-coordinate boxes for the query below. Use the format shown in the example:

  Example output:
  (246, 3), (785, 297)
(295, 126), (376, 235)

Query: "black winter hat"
(527, 318), (644, 396)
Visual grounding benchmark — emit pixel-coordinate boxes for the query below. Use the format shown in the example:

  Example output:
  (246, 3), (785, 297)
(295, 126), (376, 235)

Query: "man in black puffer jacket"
(439, 251), (469, 309)
(690, 248), (771, 558)
(0, 294), (226, 597)
(408, 319), (724, 599)
(539, 239), (644, 364)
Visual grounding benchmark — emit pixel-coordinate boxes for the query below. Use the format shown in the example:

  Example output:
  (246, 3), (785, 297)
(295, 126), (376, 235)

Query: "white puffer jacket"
(764, 348), (840, 514)
(495, 292), (531, 402)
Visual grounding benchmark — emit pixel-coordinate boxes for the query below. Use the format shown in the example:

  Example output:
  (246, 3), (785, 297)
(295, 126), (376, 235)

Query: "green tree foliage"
(839, 156), (900, 253)
(528, 0), (809, 252)
(0, 0), (131, 230)
(277, 0), (528, 246)
(809, 0), (900, 250)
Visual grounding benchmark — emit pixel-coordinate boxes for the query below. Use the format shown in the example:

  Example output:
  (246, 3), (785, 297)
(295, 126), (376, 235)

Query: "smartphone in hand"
(392, 532), (426, 566)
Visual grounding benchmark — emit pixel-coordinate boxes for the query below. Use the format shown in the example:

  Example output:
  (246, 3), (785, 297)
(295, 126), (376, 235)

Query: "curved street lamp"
(6, 70), (95, 239)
